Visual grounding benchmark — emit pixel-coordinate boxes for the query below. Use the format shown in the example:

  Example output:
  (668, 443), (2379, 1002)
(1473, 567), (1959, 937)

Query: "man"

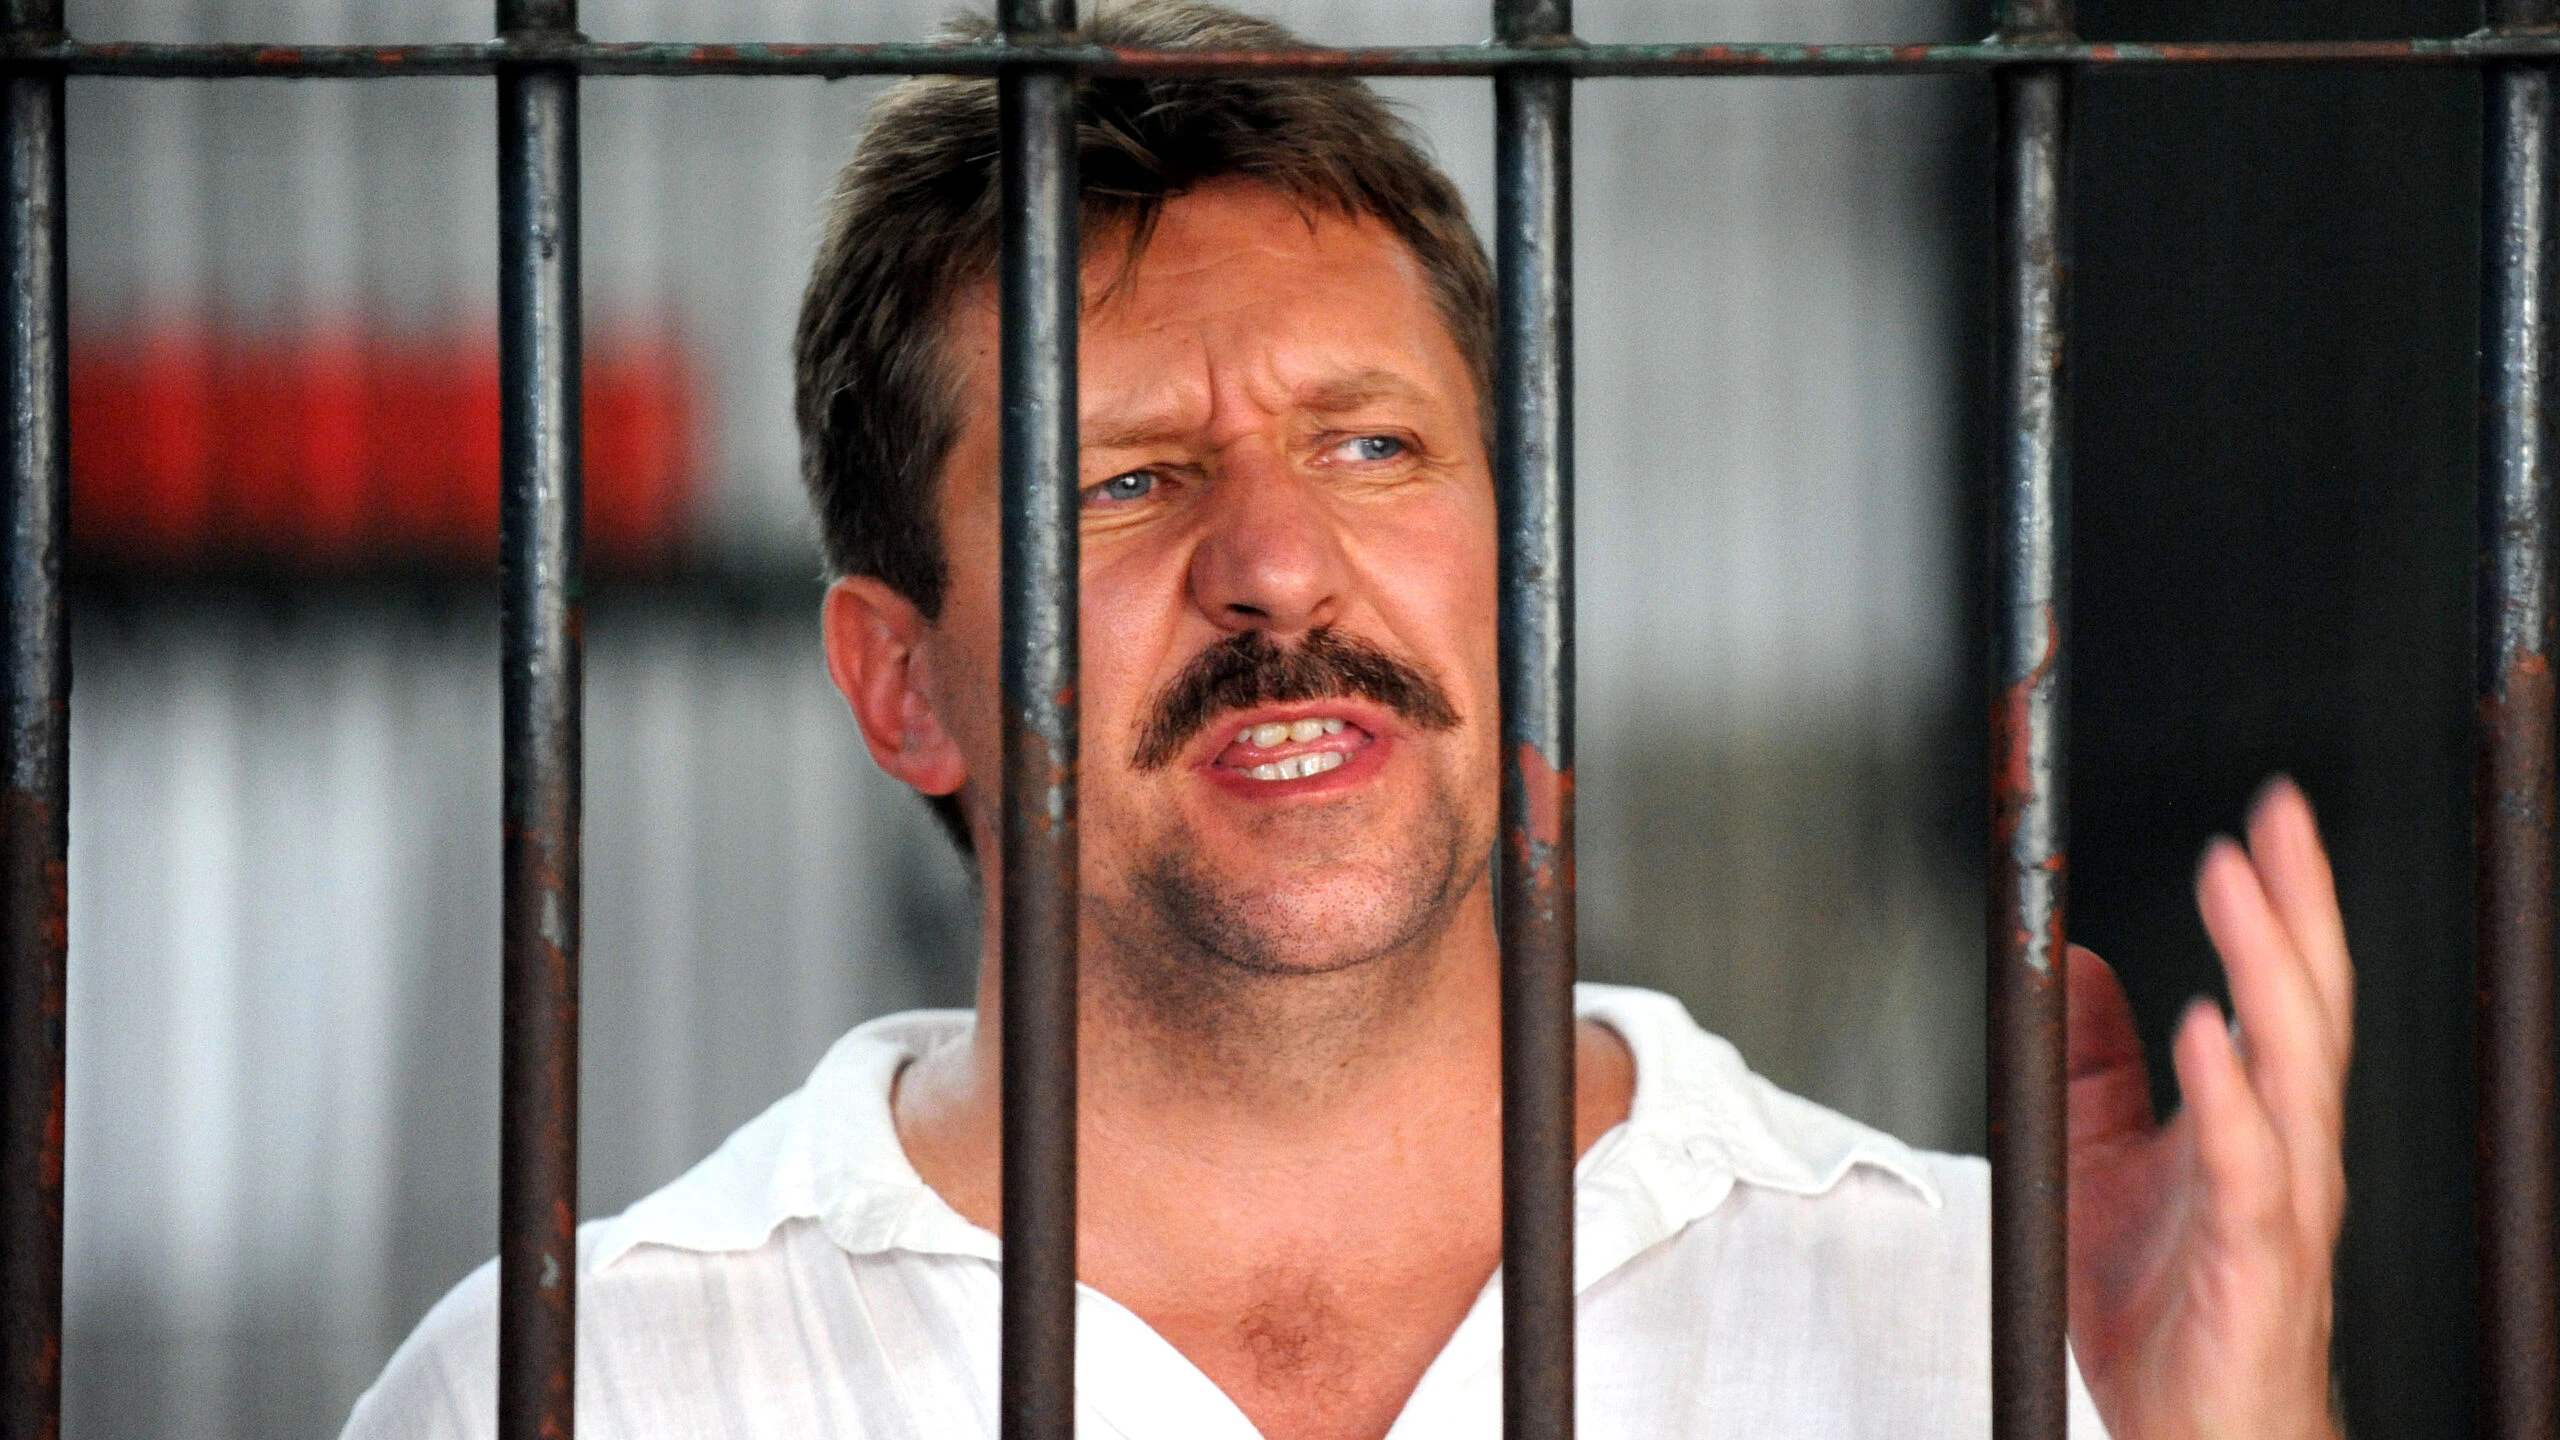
(345, 3), (2353, 1436)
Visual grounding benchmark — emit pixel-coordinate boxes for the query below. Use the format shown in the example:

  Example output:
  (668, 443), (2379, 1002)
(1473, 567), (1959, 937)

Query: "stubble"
(1086, 775), (1482, 1103)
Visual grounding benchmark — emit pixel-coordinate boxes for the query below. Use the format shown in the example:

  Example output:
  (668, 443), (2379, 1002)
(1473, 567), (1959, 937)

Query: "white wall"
(65, 596), (977, 1437)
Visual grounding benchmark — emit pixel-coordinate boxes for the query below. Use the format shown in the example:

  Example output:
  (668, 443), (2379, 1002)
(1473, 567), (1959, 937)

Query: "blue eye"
(1344, 435), (1405, 462)
(1092, 470), (1156, 503)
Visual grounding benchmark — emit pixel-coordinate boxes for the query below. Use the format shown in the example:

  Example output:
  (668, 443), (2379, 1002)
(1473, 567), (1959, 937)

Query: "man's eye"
(1091, 470), (1157, 504)
(1335, 435), (1406, 463)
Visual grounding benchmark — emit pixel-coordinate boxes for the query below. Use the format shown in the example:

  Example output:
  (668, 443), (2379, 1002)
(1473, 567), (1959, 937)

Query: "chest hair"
(1233, 1265), (1363, 1401)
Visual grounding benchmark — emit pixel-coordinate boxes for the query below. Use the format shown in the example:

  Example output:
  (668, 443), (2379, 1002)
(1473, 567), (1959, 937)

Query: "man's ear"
(822, 576), (968, 800)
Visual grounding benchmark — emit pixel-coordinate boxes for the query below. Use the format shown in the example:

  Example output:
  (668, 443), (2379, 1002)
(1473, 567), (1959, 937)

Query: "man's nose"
(1186, 455), (1349, 637)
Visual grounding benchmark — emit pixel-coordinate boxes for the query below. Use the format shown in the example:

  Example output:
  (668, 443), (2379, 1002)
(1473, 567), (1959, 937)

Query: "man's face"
(933, 179), (1499, 981)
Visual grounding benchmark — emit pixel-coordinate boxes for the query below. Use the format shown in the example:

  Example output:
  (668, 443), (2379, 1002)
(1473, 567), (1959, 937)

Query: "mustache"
(1130, 628), (1462, 771)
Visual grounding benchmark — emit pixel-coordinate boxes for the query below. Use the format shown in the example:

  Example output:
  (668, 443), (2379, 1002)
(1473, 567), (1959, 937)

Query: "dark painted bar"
(495, 1), (583, 1436)
(995, 2), (1080, 1438)
(0, 2), (60, 1438)
(1988, 0), (2072, 1436)
(1492, 1), (1575, 1437)
(25, 35), (2560, 80)
(2478, 0), (2559, 1431)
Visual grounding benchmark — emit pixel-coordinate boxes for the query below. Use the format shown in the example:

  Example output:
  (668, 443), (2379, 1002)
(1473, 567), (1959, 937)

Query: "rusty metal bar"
(2478, 0), (2560, 1428)
(1987, 0), (2072, 1436)
(496, 0), (582, 1436)
(0, 1), (61, 1437)
(24, 35), (2560, 79)
(996, 2), (1079, 1436)
(1493, 0), (1575, 1436)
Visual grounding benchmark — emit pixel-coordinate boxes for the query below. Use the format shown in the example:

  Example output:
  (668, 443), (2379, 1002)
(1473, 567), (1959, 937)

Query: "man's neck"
(1086, 876), (1500, 1127)
(893, 878), (1512, 1219)
(888, 881), (1631, 1440)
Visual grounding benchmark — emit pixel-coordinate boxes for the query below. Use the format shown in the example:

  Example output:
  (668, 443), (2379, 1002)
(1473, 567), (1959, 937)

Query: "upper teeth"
(1246, 750), (1347, 782)
(1239, 717), (1349, 747)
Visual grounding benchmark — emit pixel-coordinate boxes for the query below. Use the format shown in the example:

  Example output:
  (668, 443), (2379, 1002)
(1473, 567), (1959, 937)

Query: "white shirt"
(343, 983), (2108, 1438)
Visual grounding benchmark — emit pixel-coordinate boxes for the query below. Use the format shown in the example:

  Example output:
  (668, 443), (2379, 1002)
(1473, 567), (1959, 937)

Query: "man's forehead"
(1072, 185), (1465, 442)
(1083, 367), (1440, 452)
(940, 180), (1474, 462)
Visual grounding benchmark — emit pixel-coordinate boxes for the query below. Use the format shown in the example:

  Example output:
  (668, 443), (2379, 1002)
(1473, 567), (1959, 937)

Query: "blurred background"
(55, 0), (2483, 1435)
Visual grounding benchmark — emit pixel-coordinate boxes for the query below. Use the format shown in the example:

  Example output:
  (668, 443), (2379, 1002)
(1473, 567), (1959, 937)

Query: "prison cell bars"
(2480, 0), (2559, 1435)
(1987, 0), (2071, 1435)
(494, 2), (585, 1438)
(0, 0), (60, 1437)
(37, 36), (2560, 75)
(996, 0), (1082, 1434)
(1492, 0), (1576, 1432)
(5, 16), (2560, 1440)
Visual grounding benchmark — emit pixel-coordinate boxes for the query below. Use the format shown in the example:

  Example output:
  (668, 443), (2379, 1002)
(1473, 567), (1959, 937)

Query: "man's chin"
(1111, 841), (1481, 980)
(1194, 890), (1436, 978)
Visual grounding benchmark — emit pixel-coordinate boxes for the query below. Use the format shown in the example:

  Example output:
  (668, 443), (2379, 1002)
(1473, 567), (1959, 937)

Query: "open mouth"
(1211, 712), (1376, 784)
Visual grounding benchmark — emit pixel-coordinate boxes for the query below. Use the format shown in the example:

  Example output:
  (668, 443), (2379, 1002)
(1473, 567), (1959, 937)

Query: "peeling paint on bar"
(2477, 0), (2559, 1427)
(19, 35), (2560, 78)
(1492, 1), (1575, 1430)
(993, 3), (1080, 1435)
(0, 0), (66, 1432)
(1990, 604), (2061, 977)
(1988, 2), (2072, 1429)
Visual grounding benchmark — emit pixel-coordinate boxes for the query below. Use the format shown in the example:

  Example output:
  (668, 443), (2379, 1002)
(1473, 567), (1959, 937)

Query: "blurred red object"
(70, 321), (700, 574)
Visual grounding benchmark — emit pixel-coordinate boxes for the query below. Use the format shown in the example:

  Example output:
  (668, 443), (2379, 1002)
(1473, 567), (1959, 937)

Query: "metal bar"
(1987, 0), (2072, 1436)
(1493, 0), (1574, 1436)
(0, 1), (61, 1437)
(495, 0), (582, 1437)
(996, 2), (1079, 1437)
(2478, 0), (2560, 1427)
(23, 35), (2560, 79)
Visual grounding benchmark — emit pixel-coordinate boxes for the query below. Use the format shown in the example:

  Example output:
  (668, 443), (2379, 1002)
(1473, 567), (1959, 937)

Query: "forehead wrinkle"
(1076, 196), (1455, 456)
(1185, 349), (1444, 457)
(1082, 322), (1214, 454)
(1081, 316), (1319, 457)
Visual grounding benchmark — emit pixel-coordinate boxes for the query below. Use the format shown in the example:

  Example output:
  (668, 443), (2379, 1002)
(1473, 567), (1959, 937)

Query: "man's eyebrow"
(1297, 369), (1429, 415)
(1083, 409), (1191, 453)
(1081, 370), (1436, 451)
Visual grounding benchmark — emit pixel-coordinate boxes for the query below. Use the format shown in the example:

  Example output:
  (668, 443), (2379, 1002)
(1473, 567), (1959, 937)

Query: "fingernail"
(2195, 835), (2236, 883)
(2250, 772), (2303, 823)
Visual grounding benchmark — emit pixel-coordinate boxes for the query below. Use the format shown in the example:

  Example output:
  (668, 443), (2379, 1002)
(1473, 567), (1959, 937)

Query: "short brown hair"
(793, 0), (1495, 617)
(793, 0), (1495, 854)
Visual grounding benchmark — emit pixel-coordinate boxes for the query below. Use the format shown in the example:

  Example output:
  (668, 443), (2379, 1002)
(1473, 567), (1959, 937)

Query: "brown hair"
(793, 0), (1495, 850)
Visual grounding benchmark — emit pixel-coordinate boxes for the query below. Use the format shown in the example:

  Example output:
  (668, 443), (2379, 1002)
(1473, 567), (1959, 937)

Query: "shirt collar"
(587, 984), (1940, 1282)
(1566, 983), (1942, 1292)
(586, 1008), (994, 1273)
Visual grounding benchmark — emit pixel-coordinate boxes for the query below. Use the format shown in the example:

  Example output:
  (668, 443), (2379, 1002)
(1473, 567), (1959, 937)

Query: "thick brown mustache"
(1131, 628), (1462, 772)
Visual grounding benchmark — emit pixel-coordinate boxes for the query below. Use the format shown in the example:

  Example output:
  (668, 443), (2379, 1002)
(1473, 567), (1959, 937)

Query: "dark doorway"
(2057, 0), (2482, 1432)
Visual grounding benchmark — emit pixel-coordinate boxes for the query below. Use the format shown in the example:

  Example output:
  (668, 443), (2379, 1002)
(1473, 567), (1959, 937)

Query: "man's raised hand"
(2064, 778), (2352, 1440)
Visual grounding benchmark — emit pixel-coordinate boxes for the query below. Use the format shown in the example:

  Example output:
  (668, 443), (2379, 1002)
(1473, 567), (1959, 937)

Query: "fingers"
(2194, 782), (2355, 1239)
(2068, 945), (2158, 1145)
(2172, 996), (2288, 1231)
(2068, 945), (2147, 1079)
(2244, 778), (2354, 1052)
(2196, 841), (2347, 1171)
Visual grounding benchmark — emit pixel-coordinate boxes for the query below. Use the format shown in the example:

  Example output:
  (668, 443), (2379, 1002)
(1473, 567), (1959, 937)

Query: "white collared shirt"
(342, 984), (2107, 1438)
